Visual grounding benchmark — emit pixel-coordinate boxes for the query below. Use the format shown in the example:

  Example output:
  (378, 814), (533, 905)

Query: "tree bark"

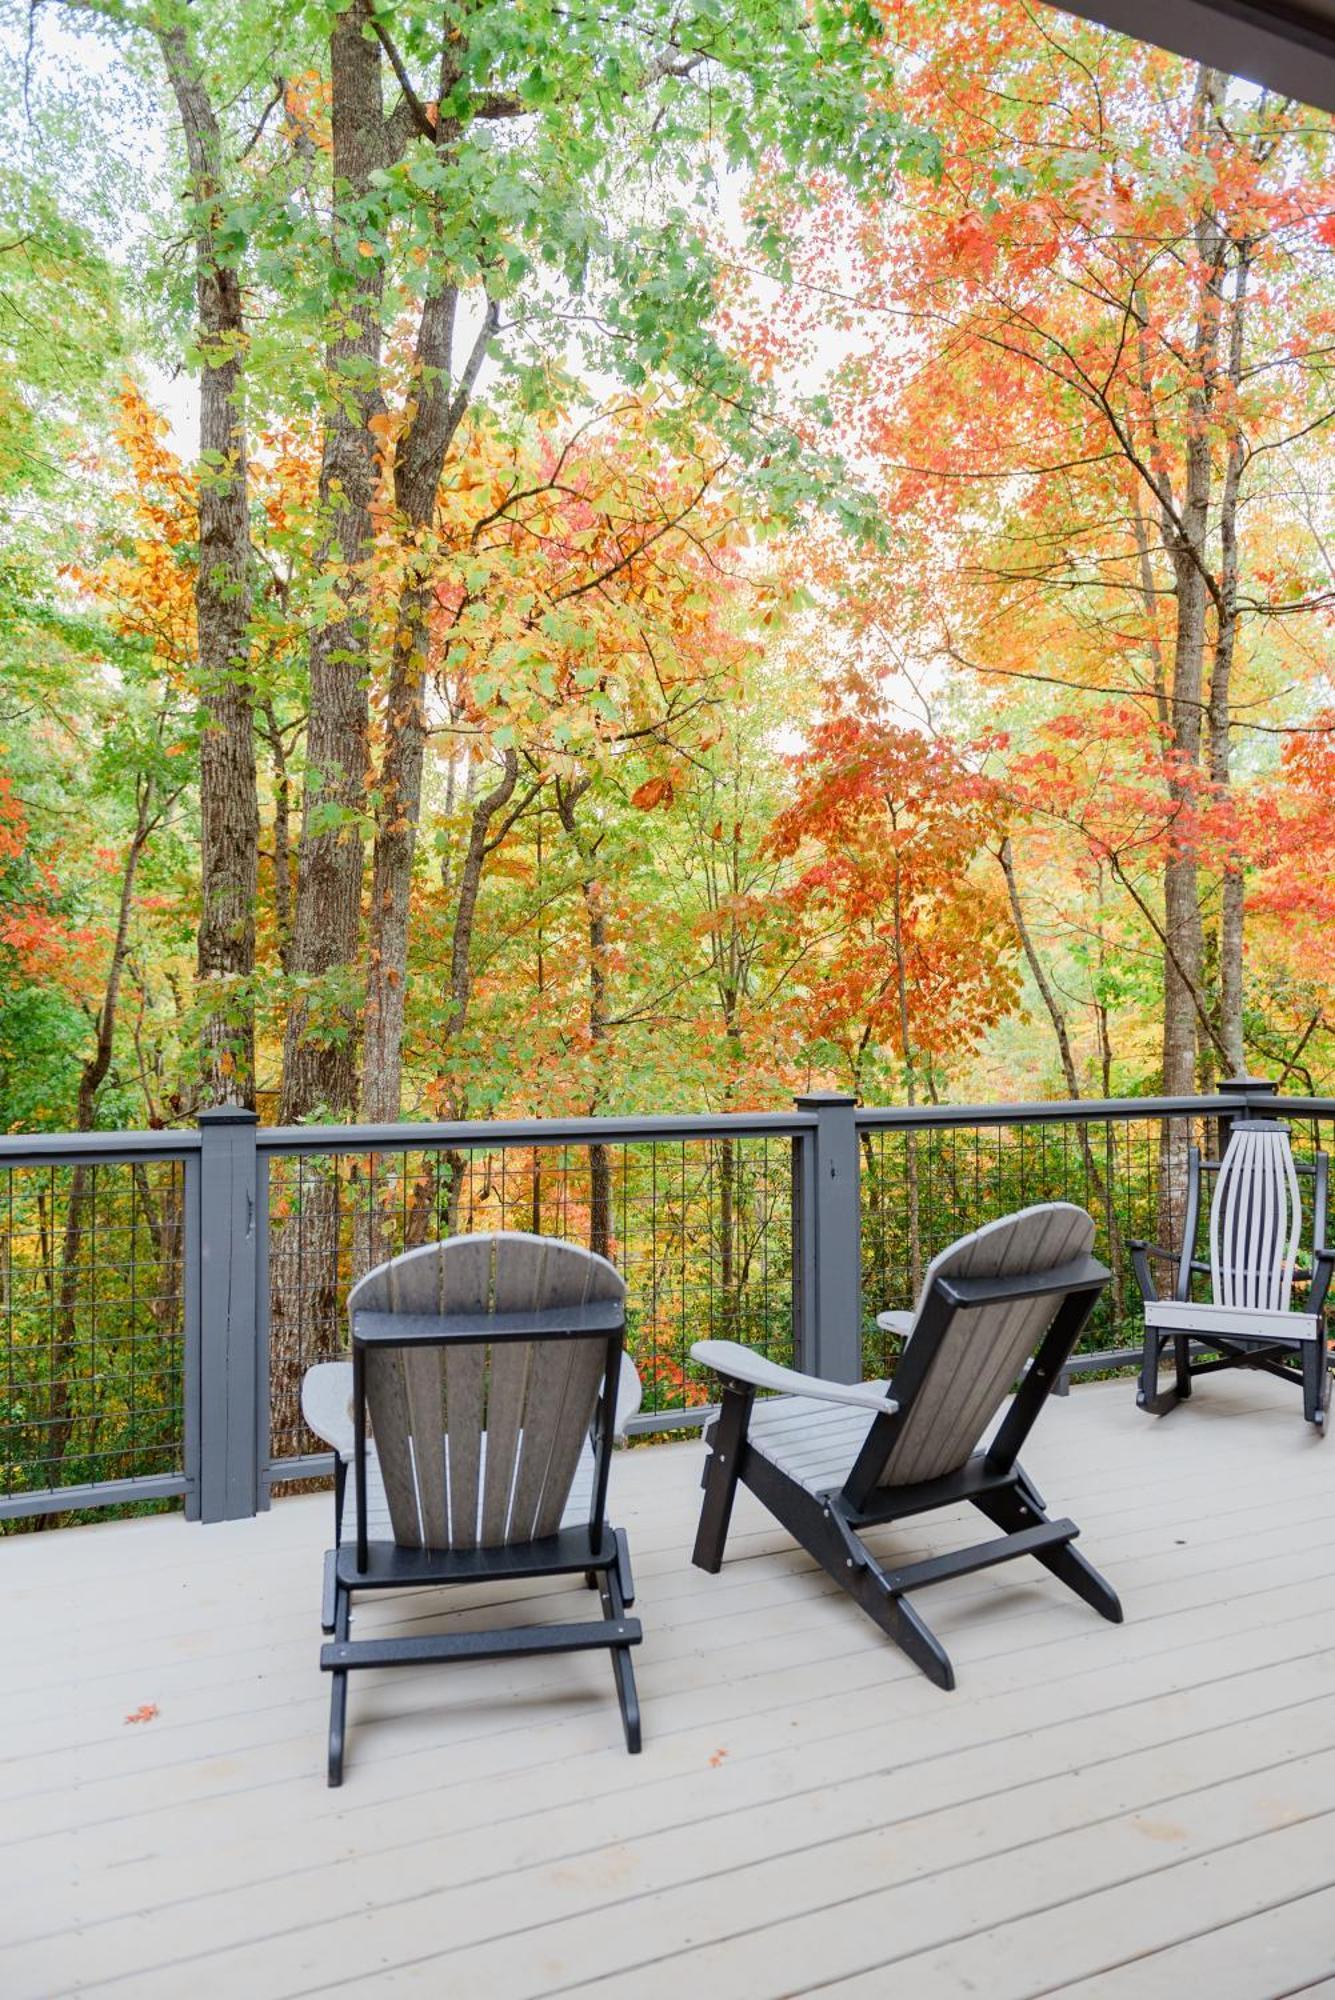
(887, 812), (921, 1292)
(554, 776), (612, 1257)
(999, 836), (1124, 1319)
(361, 281), (497, 1123)
(280, 1), (389, 1127)
(272, 3), (393, 1459)
(1156, 68), (1228, 1237)
(1209, 238), (1252, 1078)
(159, 24), (257, 1108)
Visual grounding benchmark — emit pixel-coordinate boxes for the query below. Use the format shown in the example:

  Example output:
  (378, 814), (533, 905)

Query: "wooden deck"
(3, 1372), (1335, 1999)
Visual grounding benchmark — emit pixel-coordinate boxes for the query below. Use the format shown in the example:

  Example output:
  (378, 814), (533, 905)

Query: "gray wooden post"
(793, 1093), (862, 1382)
(197, 1107), (261, 1522)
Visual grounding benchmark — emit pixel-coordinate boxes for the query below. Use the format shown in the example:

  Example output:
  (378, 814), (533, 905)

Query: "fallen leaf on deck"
(124, 1703), (159, 1725)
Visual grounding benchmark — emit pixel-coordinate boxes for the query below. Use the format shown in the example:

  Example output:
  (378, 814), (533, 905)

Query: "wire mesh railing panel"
(264, 1135), (795, 1467)
(0, 1157), (188, 1521)
(858, 1113), (1209, 1377)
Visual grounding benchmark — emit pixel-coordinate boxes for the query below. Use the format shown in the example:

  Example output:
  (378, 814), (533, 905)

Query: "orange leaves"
(123, 1703), (159, 1725)
(630, 776), (675, 811)
(943, 211), (997, 278)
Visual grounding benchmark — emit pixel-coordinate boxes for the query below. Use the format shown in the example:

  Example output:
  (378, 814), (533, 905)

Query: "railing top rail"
(1256, 1097), (1335, 1121)
(253, 1109), (817, 1156)
(853, 1092), (1259, 1132)
(4, 1093), (1333, 1167)
(0, 1129), (201, 1167)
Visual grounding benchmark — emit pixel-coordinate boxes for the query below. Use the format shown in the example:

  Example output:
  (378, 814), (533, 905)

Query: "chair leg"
(1174, 1336), (1193, 1400)
(600, 1565), (642, 1753)
(333, 1454), (348, 1544)
(1302, 1339), (1329, 1432)
(973, 1479), (1122, 1626)
(692, 1381), (753, 1574)
(1138, 1330), (1180, 1417)
(854, 1570), (956, 1691)
(615, 1526), (636, 1609)
(817, 1499), (956, 1690)
(321, 1548), (339, 1635)
(327, 1579), (351, 1788)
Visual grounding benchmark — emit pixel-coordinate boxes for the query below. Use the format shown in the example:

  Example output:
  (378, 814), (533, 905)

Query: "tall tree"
(158, 15), (259, 1106)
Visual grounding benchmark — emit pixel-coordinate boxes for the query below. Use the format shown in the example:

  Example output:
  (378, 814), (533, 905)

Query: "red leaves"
(123, 1703), (159, 1725)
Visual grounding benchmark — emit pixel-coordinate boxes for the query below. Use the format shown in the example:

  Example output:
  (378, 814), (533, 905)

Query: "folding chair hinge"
(822, 1500), (870, 1574)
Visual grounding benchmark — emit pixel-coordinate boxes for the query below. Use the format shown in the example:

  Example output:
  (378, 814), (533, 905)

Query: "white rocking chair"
(1133, 1119), (1333, 1430)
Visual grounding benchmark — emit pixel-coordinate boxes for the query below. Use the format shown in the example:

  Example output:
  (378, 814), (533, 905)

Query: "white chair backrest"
(1208, 1122), (1302, 1313)
(879, 1203), (1095, 1488)
(348, 1231), (625, 1552)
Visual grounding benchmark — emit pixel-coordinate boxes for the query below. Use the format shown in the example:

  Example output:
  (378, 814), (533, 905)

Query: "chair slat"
(509, 1340), (577, 1541)
(480, 1338), (530, 1544)
(445, 1343), (486, 1548)
(402, 1346), (448, 1547)
(364, 1348), (421, 1547)
(531, 1338), (608, 1537)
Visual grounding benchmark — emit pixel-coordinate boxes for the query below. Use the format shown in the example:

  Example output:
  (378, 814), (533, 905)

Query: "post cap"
(1221, 1075), (1278, 1096)
(793, 1092), (859, 1110)
(197, 1105), (260, 1126)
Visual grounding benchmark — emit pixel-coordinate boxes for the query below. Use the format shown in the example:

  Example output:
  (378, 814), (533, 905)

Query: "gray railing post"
(793, 1093), (862, 1382)
(197, 1107), (261, 1522)
(1221, 1073), (1279, 1115)
(1219, 1072), (1279, 1154)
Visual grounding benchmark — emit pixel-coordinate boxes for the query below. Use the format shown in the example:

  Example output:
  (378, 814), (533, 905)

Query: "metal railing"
(2, 1073), (1329, 1525)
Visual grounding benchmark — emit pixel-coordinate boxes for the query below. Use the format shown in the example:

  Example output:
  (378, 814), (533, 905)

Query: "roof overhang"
(1050, 0), (1335, 111)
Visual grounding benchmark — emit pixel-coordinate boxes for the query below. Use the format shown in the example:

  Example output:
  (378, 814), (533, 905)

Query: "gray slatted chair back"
(1208, 1121), (1302, 1313)
(348, 1231), (625, 1551)
(877, 1203), (1095, 1488)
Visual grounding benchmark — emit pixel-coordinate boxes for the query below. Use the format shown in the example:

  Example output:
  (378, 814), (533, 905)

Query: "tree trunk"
(271, 5), (391, 1459)
(555, 777), (613, 1258)
(999, 836), (1124, 1321)
(888, 823), (921, 1292)
(260, 701), (295, 977)
(361, 279), (497, 1124)
(1157, 68), (1227, 1241)
(1209, 239), (1252, 1079)
(279, 3), (388, 1128)
(159, 24), (257, 1108)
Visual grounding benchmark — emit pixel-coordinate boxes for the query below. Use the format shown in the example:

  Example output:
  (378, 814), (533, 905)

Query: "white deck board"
(2, 1372), (1334, 1998)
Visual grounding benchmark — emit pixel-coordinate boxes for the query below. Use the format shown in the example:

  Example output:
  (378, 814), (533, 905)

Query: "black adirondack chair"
(691, 1203), (1121, 1691)
(302, 1231), (643, 1784)
(1133, 1119), (1333, 1429)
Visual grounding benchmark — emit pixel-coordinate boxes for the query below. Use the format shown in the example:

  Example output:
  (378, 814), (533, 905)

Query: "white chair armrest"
(691, 1340), (896, 1414)
(613, 1353), (643, 1440)
(302, 1361), (355, 1458)
(875, 1309), (915, 1339)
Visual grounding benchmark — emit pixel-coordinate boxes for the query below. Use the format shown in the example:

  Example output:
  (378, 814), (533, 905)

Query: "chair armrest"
(875, 1309), (915, 1340)
(1129, 1240), (1177, 1305)
(613, 1353), (643, 1441)
(691, 1340), (896, 1414)
(302, 1361), (354, 1458)
(1309, 1247), (1335, 1317)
